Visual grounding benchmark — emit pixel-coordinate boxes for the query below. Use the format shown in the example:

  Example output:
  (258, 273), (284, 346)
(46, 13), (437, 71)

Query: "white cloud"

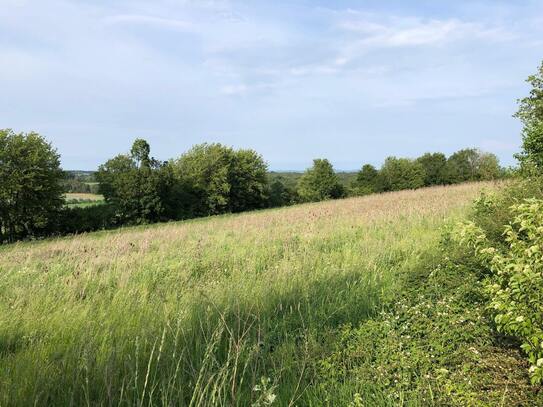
(1, 0), (541, 168)
(336, 13), (515, 48)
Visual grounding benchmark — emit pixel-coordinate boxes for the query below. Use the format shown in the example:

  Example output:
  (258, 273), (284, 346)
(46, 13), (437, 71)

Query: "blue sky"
(1, 0), (542, 170)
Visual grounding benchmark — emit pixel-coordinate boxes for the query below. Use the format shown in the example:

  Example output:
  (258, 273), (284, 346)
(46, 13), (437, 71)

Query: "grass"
(64, 193), (104, 208)
(0, 182), (520, 406)
(65, 193), (104, 201)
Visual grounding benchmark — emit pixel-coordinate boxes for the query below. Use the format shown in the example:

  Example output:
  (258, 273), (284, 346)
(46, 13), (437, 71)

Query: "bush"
(54, 204), (117, 235)
(470, 177), (543, 246)
(453, 198), (543, 384)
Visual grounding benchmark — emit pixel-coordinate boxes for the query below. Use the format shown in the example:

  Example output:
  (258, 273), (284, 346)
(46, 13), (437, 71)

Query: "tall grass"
(0, 183), (494, 406)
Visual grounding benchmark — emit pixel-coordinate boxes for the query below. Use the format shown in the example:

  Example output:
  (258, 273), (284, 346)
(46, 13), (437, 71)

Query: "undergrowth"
(308, 229), (543, 406)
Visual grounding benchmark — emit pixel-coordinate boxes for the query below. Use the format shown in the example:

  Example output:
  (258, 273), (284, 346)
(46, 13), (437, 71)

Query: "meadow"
(64, 193), (105, 208)
(0, 182), (512, 406)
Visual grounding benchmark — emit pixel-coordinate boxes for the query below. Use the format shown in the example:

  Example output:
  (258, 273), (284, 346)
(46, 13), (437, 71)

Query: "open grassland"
(65, 193), (104, 201)
(64, 193), (104, 208)
(0, 183), (498, 406)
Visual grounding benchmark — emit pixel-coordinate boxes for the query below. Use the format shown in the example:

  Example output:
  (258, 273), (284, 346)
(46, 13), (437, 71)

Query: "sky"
(1, 0), (542, 170)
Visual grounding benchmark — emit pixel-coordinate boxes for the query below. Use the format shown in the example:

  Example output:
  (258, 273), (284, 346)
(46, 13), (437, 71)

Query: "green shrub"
(54, 204), (117, 235)
(453, 198), (543, 384)
(470, 177), (543, 246)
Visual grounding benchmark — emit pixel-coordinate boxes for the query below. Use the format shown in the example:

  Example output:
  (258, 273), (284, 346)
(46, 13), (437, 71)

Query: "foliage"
(228, 149), (269, 212)
(313, 243), (541, 406)
(268, 176), (298, 207)
(515, 61), (543, 171)
(0, 128), (506, 243)
(172, 143), (269, 215)
(96, 139), (173, 224)
(453, 198), (543, 384)
(351, 164), (380, 196)
(379, 157), (425, 191)
(477, 152), (502, 180)
(470, 177), (543, 245)
(416, 152), (447, 186)
(444, 149), (500, 183)
(297, 159), (345, 202)
(62, 179), (100, 194)
(55, 204), (117, 234)
(0, 129), (65, 243)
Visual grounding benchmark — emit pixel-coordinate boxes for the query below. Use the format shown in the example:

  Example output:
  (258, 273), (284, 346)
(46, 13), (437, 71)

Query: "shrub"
(453, 198), (543, 384)
(54, 204), (117, 235)
(470, 177), (543, 246)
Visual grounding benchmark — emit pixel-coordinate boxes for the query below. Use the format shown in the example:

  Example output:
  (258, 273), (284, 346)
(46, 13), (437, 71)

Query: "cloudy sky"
(1, 0), (542, 170)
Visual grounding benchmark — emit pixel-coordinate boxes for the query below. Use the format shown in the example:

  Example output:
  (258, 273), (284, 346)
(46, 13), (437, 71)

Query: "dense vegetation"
(63, 171), (99, 194)
(0, 131), (503, 244)
(0, 130), (65, 243)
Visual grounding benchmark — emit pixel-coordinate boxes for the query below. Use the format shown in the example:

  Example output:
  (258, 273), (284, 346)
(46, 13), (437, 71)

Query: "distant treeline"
(63, 171), (100, 194)
(0, 128), (506, 243)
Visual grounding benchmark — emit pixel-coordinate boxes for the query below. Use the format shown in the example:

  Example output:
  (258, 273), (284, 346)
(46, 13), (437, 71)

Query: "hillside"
(1, 181), (538, 406)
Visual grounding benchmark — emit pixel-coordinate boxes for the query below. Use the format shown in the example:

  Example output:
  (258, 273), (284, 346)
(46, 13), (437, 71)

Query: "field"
(64, 193), (104, 207)
(1, 182), (525, 406)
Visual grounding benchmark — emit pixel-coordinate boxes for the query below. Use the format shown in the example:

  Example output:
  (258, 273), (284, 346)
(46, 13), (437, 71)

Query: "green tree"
(416, 152), (447, 185)
(228, 149), (269, 212)
(0, 129), (65, 243)
(172, 143), (269, 215)
(96, 139), (171, 224)
(444, 149), (501, 183)
(351, 164), (380, 195)
(379, 157), (425, 191)
(477, 152), (501, 180)
(268, 176), (298, 207)
(444, 149), (480, 183)
(515, 61), (543, 171)
(130, 138), (152, 169)
(297, 159), (345, 202)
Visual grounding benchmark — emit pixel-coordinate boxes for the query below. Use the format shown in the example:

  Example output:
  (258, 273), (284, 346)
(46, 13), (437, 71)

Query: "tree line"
(0, 128), (504, 243)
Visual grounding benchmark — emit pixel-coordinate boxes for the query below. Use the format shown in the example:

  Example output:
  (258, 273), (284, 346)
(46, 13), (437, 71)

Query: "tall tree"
(130, 138), (152, 169)
(443, 149), (480, 183)
(444, 149), (501, 183)
(228, 149), (269, 212)
(351, 164), (381, 195)
(515, 60), (543, 171)
(379, 157), (426, 191)
(477, 152), (501, 180)
(297, 159), (345, 202)
(0, 129), (64, 243)
(172, 143), (269, 215)
(268, 176), (298, 207)
(96, 139), (171, 224)
(416, 152), (447, 186)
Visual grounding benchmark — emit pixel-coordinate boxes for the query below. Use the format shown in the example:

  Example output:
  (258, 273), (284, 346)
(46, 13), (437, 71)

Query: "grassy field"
(64, 193), (104, 207)
(0, 182), (510, 406)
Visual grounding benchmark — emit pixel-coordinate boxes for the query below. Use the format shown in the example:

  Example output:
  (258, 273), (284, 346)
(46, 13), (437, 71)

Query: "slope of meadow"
(0, 183), (503, 406)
